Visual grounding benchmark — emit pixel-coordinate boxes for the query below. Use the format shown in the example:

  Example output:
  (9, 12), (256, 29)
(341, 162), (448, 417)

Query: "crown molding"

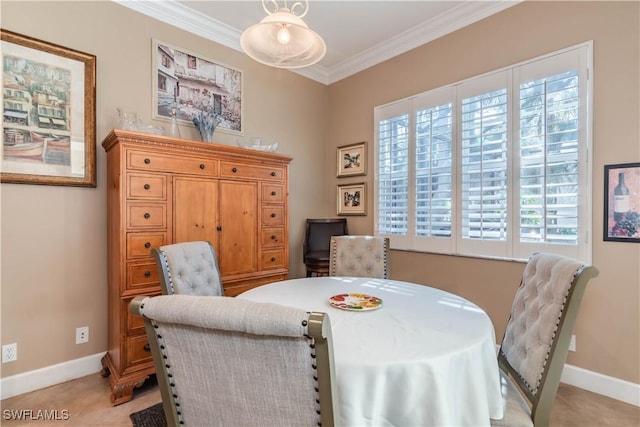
(114, 0), (520, 85)
(326, 1), (522, 84)
(114, 0), (241, 50)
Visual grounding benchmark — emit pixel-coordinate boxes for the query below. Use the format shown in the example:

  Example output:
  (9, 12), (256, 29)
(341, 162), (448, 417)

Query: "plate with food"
(329, 293), (383, 311)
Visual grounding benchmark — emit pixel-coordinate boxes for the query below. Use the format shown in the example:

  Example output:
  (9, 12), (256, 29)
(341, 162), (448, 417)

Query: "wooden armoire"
(100, 129), (291, 404)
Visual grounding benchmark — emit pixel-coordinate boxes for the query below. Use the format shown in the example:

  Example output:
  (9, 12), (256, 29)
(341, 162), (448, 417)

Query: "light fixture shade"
(241, 10), (326, 69)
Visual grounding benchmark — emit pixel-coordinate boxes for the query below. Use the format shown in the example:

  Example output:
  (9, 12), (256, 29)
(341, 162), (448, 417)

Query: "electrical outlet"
(76, 326), (89, 344)
(2, 343), (17, 363)
(569, 334), (576, 352)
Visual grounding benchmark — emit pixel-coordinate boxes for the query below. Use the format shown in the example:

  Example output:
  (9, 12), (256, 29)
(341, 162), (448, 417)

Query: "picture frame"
(1, 29), (96, 187)
(152, 39), (243, 135)
(604, 162), (640, 242)
(337, 141), (367, 177)
(337, 182), (366, 216)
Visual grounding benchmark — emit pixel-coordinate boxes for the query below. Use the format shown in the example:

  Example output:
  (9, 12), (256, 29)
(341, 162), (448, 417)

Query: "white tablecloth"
(239, 277), (503, 426)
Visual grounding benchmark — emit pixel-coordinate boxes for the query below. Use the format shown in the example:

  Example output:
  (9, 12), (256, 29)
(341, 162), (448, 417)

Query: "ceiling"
(115, 0), (520, 85)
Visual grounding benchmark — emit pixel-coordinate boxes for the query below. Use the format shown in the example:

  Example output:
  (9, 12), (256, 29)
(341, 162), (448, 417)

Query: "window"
(374, 44), (592, 262)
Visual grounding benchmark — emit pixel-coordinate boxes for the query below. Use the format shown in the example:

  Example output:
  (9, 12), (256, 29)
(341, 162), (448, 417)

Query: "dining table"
(238, 276), (504, 427)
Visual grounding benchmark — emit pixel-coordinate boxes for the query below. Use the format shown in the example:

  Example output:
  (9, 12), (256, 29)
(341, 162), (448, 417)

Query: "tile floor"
(1, 373), (638, 426)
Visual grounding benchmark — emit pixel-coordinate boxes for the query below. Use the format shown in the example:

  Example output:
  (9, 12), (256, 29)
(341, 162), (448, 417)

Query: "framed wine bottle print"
(604, 163), (640, 242)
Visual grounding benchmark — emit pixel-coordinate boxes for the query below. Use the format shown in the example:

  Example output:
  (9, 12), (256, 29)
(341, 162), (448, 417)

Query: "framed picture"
(152, 39), (243, 135)
(337, 141), (367, 177)
(604, 162), (640, 242)
(1, 29), (96, 187)
(337, 182), (366, 216)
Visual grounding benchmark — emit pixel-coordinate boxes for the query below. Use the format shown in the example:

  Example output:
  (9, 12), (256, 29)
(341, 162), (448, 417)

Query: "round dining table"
(238, 276), (504, 426)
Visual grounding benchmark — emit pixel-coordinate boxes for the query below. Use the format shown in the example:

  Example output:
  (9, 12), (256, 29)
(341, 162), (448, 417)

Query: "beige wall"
(1, 0), (638, 389)
(328, 1), (640, 384)
(0, 0), (329, 377)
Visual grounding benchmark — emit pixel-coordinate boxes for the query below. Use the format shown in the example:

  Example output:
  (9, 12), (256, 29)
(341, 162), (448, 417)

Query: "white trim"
(0, 353), (104, 400)
(561, 363), (640, 407)
(327, 1), (521, 84)
(112, 0), (521, 85)
(2, 353), (637, 408)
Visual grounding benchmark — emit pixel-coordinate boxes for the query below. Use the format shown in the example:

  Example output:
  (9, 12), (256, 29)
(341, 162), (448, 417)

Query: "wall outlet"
(2, 343), (17, 363)
(76, 326), (89, 344)
(569, 334), (576, 352)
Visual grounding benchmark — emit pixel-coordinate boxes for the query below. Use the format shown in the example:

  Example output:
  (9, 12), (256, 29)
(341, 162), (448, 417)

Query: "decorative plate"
(329, 293), (383, 311)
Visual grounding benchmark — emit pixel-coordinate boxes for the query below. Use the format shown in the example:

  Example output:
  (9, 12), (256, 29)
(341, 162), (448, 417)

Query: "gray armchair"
(329, 235), (390, 279)
(491, 252), (598, 427)
(130, 294), (339, 427)
(151, 241), (223, 296)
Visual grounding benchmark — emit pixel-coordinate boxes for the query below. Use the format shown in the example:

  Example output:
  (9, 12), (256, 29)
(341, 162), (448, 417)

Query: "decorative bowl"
(236, 137), (278, 152)
(141, 125), (164, 135)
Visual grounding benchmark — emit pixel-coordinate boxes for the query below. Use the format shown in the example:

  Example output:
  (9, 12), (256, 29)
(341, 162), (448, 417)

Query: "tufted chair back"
(130, 294), (339, 427)
(152, 241), (223, 296)
(329, 235), (390, 279)
(491, 252), (598, 427)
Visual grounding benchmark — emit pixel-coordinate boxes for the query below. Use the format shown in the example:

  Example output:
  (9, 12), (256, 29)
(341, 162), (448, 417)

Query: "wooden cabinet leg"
(102, 352), (152, 405)
(109, 376), (148, 406)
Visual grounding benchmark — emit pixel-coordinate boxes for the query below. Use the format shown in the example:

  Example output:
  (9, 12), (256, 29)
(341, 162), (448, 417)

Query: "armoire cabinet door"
(173, 177), (218, 246)
(218, 180), (258, 275)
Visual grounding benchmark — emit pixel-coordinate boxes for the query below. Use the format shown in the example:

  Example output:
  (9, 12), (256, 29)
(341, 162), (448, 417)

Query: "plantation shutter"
(458, 72), (510, 258)
(375, 100), (411, 248)
(513, 47), (589, 261)
(373, 44), (591, 263)
(413, 88), (455, 252)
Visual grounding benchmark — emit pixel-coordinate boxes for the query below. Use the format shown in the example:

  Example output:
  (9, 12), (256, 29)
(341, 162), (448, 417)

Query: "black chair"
(303, 218), (348, 277)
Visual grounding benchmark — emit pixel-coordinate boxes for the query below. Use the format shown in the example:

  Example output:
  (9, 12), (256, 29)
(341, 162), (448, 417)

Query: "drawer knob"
(232, 167), (238, 173)
(144, 158), (150, 164)
(144, 242), (151, 249)
(144, 271), (151, 277)
(271, 171), (276, 177)
(271, 191), (276, 196)
(144, 184), (150, 190)
(200, 164), (205, 170)
(143, 344), (151, 352)
(144, 213), (150, 219)
(271, 257), (276, 262)
(217, 226), (222, 231)
(271, 235), (277, 240)
(271, 213), (276, 218)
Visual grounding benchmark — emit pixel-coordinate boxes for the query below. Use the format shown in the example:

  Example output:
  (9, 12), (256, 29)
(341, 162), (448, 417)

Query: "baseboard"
(561, 363), (640, 406)
(1, 354), (638, 407)
(0, 353), (104, 400)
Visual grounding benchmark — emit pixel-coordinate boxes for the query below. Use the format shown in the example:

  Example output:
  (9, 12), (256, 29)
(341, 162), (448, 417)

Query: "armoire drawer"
(220, 162), (285, 181)
(125, 292), (161, 333)
(261, 249), (286, 270)
(126, 203), (167, 229)
(126, 261), (160, 291)
(127, 150), (218, 176)
(262, 206), (285, 226)
(126, 232), (167, 259)
(261, 227), (285, 247)
(126, 173), (167, 200)
(125, 334), (153, 367)
(262, 184), (285, 203)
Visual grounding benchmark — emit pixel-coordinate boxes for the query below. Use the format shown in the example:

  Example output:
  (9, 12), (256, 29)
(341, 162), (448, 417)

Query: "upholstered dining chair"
(491, 252), (598, 427)
(129, 294), (339, 427)
(303, 218), (348, 277)
(151, 241), (223, 296)
(329, 235), (390, 279)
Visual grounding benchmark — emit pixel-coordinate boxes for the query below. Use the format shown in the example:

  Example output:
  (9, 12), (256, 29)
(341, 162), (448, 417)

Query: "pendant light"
(240, 0), (326, 69)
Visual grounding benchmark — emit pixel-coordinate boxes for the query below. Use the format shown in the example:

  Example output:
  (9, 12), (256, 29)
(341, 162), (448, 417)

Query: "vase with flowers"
(192, 109), (222, 143)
